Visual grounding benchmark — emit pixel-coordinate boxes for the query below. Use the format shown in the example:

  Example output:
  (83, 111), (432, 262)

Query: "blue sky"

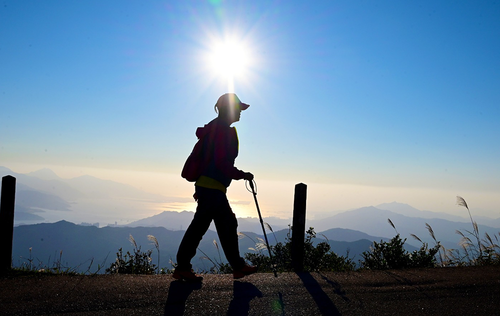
(1, 1), (499, 221)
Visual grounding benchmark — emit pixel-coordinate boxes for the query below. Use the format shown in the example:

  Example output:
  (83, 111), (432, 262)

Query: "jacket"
(195, 117), (246, 191)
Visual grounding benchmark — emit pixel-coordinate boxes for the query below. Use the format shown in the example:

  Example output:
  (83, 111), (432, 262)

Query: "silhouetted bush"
(245, 227), (356, 272)
(106, 247), (156, 275)
(360, 234), (440, 270)
(106, 235), (156, 275)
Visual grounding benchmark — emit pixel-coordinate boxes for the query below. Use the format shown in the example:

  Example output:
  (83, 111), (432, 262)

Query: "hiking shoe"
(233, 265), (258, 279)
(172, 269), (203, 282)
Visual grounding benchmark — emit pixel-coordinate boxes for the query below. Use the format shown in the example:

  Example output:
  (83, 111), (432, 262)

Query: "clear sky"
(1, 1), (499, 222)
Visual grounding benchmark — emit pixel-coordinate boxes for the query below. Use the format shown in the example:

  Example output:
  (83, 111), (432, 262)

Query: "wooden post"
(291, 183), (307, 272)
(0, 175), (16, 272)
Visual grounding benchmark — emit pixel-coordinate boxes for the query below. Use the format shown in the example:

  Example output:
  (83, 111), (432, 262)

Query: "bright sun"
(208, 39), (251, 90)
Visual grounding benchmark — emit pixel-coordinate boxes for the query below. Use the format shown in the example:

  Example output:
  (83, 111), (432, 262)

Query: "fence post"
(0, 175), (16, 273)
(291, 183), (307, 272)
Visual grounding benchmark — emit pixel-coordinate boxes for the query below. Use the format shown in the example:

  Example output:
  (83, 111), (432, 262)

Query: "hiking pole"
(248, 180), (278, 277)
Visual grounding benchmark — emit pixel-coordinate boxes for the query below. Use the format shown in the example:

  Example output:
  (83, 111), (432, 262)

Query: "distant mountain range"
(12, 212), (499, 274)
(3, 166), (500, 272)
(307, 205), (500, 250)
(128, 206), (500, 250)
(12, 220), (383, 273)
(125, 210), (292, 233)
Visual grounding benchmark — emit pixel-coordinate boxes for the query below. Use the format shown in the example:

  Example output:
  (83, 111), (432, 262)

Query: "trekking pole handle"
(248, 179), (256, 193)
(249, 180), (255, 190)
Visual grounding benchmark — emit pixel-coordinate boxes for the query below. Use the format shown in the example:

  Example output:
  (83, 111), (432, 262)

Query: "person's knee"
(228, 211), (238, 227)
(192, 211), (212, 226)
(214, 212), (238, 231)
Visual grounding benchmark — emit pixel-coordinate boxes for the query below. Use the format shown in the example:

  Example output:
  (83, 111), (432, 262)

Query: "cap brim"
(240, 102), (250, 111)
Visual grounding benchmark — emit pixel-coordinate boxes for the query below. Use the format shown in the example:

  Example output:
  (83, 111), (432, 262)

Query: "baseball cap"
(215, 93), (250, 113)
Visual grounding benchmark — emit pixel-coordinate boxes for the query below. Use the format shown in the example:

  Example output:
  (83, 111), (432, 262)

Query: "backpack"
(181, 134), (211, 182)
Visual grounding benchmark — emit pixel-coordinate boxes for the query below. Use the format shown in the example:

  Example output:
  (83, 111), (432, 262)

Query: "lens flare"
(208, 38), (251, 91)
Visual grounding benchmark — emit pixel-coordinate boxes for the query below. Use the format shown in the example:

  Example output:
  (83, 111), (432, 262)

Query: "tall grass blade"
(147, 235), (160, 274)
(265, 222), (274, 232)
(410, 234), (422, 243)
(256, 242), (268, 251)
(456, 196), (469, 211)
(320, 234), (330, 243)
(484, 232), (493, 246)
(426, 223), (436, 242)
(239, 232), (256, 243)
(387, 218), (398, 234)
(456, 196), (482, 256)
(473, 221), (479, 237)
(213, 240), (223, 265)
(148, 235), (159, 249)
(264, 222), (279, 243)
(129, 234), (138, 249)
(198, 248), (217, 267)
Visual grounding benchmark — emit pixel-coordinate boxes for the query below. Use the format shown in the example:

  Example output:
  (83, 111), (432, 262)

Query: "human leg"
(210, 190), (247, 270)
(212, 197), (257, 278)
(176, 191), (214, 271)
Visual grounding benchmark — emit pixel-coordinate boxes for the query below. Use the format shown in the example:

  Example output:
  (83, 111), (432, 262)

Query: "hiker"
(173, 93), (257, 282)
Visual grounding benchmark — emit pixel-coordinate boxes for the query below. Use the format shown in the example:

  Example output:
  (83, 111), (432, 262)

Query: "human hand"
(244, 172), (254, 181)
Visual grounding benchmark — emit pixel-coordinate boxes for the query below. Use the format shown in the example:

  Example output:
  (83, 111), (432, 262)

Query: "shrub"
(106, 235), (156, 275)
(245, 227), (356, 272)
(360, 225), (441, 270)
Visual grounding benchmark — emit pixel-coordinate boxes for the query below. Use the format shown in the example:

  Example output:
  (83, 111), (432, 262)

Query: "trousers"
(176, 186), (246, 270)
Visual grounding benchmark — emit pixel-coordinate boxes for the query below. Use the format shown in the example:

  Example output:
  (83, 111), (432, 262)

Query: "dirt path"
(1, 266), (499, 315)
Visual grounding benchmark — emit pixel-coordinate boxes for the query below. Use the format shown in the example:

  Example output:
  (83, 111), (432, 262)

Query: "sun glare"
(208, 39), (251, 91)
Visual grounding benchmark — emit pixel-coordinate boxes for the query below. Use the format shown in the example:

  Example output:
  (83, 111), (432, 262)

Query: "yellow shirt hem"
(195, 175), (227, 193)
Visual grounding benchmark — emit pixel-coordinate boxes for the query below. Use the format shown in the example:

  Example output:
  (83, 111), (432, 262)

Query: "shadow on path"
(227, 281), (263, 315)
(164, 280), (202, 316)
(319, 273), (351, 303)
(297, 272), (342, 316)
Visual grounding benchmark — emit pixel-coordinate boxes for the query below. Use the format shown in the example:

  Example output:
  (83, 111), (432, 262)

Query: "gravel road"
(1, 266), (499, 315)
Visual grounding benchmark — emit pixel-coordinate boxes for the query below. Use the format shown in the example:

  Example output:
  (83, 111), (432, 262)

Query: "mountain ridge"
(12, 220), (381, 273)
(3, 167), (499, 247)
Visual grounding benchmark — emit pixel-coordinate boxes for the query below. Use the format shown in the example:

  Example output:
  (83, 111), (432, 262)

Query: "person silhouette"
(173, 93), (257, 282)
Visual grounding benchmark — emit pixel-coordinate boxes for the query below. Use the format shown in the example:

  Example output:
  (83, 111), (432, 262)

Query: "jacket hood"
(195, 118), (227, 139)
(195, 126), (207, 139)
(195, 124), (211, 139)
